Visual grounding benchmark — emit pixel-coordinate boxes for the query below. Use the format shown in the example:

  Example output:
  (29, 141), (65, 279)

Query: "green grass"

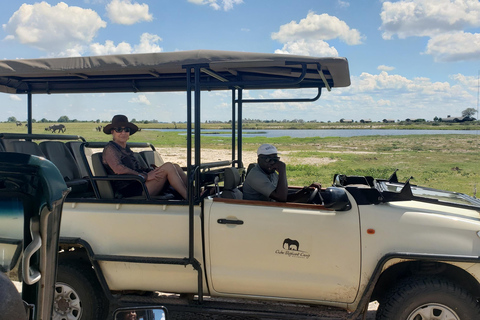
(2, 122), (480, 196)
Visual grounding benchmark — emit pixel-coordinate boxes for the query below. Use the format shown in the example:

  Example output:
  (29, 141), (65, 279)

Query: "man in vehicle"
(243, 144), (321, 202)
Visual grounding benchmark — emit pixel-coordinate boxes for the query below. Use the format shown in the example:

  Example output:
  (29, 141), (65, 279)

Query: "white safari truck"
(1, 51), (480, 320)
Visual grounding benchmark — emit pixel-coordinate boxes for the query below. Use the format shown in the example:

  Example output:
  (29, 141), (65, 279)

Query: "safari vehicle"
(1, 51), (480, 320)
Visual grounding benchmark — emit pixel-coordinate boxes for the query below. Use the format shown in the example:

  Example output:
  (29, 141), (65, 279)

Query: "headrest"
(223, 167), (240, 190)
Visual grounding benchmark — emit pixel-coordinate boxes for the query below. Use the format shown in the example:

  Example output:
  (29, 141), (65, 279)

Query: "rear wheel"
(54, 263), (108, 320)
(376, 276), (480, 320)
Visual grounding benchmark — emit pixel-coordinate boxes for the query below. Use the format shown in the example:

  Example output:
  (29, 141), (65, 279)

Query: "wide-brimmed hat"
(103, 115), (138, 135)
(257, 144), (280, 156)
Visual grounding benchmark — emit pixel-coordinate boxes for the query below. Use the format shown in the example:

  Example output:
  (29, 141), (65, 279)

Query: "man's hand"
(271, 160), (286, 173)
(308, 182), (322, 190)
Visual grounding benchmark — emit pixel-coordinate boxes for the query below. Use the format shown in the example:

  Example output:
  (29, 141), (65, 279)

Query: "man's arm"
(269, 161), (288, 202)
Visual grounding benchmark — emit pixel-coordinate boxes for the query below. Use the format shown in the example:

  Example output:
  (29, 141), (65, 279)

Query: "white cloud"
(188, 0), (243, 11)
(129, 94), (151, 105)
(2, 2), (106, 57)
(425, 31), (480, 62)
(89, 33), (162, 55)
(380, 0), (480, 62)
(9, 95), (21, 101)
(274, 39), (338, 57)
(378, 65), (395, 71)
(326, 70), (475, 120)
(450, 73), (479, 90)
(337, 1), (350, 8)
(133, 33), (163, 53)
(106, 0), (153, 25)
(272, 12), (364, 45)
(90, 40), (132, 55)
(380, 0), (480, 40)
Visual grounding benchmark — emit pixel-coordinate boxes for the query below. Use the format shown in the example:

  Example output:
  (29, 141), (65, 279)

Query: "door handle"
(23, 216), (42, 285)
(217, 219), (244, 225)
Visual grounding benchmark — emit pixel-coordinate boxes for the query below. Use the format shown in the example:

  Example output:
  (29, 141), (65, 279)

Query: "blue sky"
(1, 0), (480, 123)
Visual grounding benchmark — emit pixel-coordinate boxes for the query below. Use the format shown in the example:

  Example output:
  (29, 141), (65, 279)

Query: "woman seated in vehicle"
(102, 115), (187, 199)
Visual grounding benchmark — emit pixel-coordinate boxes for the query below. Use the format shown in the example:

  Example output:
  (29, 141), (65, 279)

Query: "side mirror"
(113, 306), (168, 320)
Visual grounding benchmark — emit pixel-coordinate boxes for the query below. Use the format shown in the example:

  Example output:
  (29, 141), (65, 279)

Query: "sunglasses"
(114, 127), (131, 133)
(260, 156), (280, 164)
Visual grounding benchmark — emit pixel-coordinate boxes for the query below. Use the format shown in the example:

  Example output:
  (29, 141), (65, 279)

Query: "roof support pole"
(186, 65), (204, 303)
(27, 92), (32, 134)
(194, 66), (201, 191)
(231, 89), (236, 164)
(237, 89), (243, 167)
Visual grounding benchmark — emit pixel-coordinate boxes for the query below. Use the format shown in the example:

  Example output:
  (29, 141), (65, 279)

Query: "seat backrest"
(10, 141), (45, 157)
(246, 163), (256, 178)
(221, 167), (243, 199)
(140, 150), (165, 168)
(133, 153), (149, 169)
(1, 139), (19, 152)
(65, 141), (91, 178)
(91, 153), (115, 199)
(39, 141), (81, 181)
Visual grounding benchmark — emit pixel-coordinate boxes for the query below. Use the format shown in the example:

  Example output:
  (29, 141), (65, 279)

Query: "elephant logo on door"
(283, 238), (299, 251)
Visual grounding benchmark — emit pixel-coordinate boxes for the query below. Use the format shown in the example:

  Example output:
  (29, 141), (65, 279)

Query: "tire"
(376, 276), (480, 320)
(54, 262), (109, 320)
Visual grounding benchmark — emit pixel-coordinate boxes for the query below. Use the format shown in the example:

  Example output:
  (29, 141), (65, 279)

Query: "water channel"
(150, 128), (480, 138)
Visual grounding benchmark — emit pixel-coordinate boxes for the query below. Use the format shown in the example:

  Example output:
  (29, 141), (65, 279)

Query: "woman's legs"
(146, 162), (187, 199)
(174, 164), (188, 185)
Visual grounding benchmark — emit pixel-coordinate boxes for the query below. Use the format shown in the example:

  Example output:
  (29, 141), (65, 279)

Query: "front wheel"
(54, 262), (108, 320)
(376, 276), (480, 320)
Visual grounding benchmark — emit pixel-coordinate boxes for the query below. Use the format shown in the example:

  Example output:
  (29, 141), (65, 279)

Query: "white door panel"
(207, 198), (361, 303)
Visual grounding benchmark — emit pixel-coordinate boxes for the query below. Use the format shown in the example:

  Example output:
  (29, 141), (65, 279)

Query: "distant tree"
(58, 115), (70, 122)
(96, 119), (101, 123)
(131, 118), (137, 123)
(462, 107), (477, 117)
(7, 116), (17, 122)
(433, 116), (439, 122)
(40, 118), (49, 123)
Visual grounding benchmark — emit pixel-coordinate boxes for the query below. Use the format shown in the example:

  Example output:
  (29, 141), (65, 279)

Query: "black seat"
(246, 163), (256, 177)
(221, 167), (243, 199)
(39, 141), (91, 195)
(65, 141), (91, 178)
(1, 139), (20, 152)
(140, 150), (165, 168)
(9, 141), (45, 157)
(91, 152), (116, 199)
(134, 152), (149, 169)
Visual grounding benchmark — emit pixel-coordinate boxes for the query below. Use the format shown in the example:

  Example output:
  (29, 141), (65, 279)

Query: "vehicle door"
(206, 193), (361, 303)
(0, 153), (68, 320)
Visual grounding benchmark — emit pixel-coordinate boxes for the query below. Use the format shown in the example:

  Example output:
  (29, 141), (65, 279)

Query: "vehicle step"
(115, 293), (359, 319)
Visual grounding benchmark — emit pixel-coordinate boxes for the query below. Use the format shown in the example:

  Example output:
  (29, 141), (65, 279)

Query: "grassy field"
(2, 122), (480, 196)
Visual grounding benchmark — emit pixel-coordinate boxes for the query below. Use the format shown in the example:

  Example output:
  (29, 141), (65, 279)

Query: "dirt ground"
(156, 147), (336, 167)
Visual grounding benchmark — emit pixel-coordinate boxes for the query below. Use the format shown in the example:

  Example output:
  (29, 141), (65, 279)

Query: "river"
(150, 128), (480, 138)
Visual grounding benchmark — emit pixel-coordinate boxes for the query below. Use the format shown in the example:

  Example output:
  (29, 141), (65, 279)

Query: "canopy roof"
(0, 50), (350, 94)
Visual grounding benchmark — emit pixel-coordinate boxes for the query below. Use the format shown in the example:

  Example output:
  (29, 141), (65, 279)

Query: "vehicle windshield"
(377, 181), (480, 208)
